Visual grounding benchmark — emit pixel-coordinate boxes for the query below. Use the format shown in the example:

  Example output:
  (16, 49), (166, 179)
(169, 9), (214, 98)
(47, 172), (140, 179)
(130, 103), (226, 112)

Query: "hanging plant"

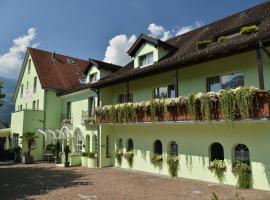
(232, 161), (253, 189)
(167, 155), (179, 177)
(115, 149), (123, 166)
(234, 87), (258, 119)
(219, 90), (236, 122)
(151, 154), (163, 169)
(124, 151), (134, 168)
(126, 103), (136, 122)
(200, 94), (212, 121)
(187, 94), (198, 120)
(208, 159), (226, 183)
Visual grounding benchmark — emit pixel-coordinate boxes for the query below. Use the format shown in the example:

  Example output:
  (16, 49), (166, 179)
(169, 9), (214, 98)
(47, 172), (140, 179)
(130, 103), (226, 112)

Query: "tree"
(20, 132), (38, 156)
(0, 80), (5, 107)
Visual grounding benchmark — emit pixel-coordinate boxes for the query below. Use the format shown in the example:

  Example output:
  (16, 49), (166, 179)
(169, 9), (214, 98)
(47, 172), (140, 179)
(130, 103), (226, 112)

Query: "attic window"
(139, 52), (153, 67)
(67, 57), (76, 64)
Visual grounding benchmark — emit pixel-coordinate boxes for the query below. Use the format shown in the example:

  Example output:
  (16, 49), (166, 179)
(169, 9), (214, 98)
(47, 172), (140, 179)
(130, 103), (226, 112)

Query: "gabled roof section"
(29, 48), (89, 91)
(91, 1), (270, 88)
(83, 59), (122, 75)
(127, 34), (177, 57)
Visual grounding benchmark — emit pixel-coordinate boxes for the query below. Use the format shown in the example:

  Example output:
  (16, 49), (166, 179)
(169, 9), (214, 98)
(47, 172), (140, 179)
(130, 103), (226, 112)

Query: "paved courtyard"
(1, 163), (270, 200)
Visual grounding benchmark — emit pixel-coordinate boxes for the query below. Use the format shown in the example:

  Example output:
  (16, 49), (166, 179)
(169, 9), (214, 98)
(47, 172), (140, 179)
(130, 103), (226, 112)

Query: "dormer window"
(139, 52), (153, 67)
(28, 59), (31, 74)
(89, 73), (98, 83)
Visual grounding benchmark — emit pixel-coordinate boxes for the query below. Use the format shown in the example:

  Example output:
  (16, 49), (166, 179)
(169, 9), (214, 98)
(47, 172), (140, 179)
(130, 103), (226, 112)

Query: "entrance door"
(0, 137), (6, 152)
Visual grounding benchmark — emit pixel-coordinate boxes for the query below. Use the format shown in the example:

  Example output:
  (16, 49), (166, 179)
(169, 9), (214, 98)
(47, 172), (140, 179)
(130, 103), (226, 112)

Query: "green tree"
(0, 80), (5, 107)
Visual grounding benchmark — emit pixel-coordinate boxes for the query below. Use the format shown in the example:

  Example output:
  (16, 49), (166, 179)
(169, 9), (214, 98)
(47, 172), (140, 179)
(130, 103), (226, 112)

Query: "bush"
(89, 152), (96, 158)
(196, 40), (212, 49)
(81, 152), (89, 157)
(240, 25), (257, 35)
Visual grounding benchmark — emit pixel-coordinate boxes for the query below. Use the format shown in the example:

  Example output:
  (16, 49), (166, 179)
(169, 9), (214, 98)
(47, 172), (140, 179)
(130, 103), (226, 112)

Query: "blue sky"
(0, 0), (266, 79)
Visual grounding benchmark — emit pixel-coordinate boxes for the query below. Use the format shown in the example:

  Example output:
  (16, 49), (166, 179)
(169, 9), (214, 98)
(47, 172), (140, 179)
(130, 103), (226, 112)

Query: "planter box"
(22, 155), (34, 164)
(87, 157), (97, 168)
(81, 156), (88, 167)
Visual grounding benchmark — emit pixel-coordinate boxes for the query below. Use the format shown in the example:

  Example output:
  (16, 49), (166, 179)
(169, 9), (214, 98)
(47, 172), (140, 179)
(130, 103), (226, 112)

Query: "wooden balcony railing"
(94, 89), (270, 124)
(81, 111), (95, 125)
(61, 114), (73, 126)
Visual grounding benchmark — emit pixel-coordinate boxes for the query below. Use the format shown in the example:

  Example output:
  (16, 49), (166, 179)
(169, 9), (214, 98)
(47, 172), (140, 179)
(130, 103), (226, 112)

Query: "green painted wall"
(102, 121), (270, 190)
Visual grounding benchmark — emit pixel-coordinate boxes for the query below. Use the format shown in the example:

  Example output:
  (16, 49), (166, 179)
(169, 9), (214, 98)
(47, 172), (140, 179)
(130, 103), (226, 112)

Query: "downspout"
(174, 69), (179, 97)
(92, 87), (100, 168)
(256, 40), (265, 90)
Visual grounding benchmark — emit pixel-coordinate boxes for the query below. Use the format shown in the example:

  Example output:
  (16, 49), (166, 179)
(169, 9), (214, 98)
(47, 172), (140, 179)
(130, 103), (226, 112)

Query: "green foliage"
(201, 94), (212, 121)
(0, 80), (5, 107)
(166, 155), (179, 177)
(196, 40), (212, 49)
(20, 132), (38, 156)
(81, 152), (89, 157)
(187, 94), (198, 120)
(88, 152), (96, 158)
(64, 145), (70, 163)
(150, 99), (166, 121)
(124, 151), (134, 168)
(240, 25), (257, 35)
(115, 149), (123, 166)
(219, 90), (236, 122)
(151, 154), (163, 169)
(232, 161), (253, 189)
(208, 160), (226, 183)
(218, 36), (226, 42)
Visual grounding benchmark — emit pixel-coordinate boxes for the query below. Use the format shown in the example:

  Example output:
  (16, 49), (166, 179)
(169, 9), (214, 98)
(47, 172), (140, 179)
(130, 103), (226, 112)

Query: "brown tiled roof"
(91, 1), (270, 88)
(83, 59), (122, 75)
(29, 48), (89, 91)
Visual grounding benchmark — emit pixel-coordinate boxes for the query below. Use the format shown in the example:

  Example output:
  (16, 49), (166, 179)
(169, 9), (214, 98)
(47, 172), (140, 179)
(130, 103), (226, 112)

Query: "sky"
(0, 0), (266, 79)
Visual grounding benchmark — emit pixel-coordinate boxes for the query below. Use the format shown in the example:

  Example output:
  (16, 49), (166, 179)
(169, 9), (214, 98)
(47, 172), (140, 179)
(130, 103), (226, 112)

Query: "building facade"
(10, 2), (270, 190)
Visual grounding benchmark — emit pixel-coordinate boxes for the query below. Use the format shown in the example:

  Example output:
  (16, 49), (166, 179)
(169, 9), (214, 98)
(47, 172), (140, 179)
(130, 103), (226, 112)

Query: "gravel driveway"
(1, 163), (270, 200)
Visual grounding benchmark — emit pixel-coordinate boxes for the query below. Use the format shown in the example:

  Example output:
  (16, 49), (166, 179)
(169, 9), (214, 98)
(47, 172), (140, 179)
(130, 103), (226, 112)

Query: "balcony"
(94, 87), (270, 124)
(81, 111), (95, 125)
(61, 114), (73, 126)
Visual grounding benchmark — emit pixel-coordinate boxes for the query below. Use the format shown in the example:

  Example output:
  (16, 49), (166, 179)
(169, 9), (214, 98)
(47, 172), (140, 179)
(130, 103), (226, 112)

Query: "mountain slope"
(0, 76), (16, 126)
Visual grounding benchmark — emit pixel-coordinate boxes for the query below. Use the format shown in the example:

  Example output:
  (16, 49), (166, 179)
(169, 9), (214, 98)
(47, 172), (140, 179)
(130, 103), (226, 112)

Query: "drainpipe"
(256, 40), (265, 90)
(174, 69), (179, 97)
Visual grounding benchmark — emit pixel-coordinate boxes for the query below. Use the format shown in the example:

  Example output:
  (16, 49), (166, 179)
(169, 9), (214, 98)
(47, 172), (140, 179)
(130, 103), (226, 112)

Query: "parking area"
(1, 163), (270, 200)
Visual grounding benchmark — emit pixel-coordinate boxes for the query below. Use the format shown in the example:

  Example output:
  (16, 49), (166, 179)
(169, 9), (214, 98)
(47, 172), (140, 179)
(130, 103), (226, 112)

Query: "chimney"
(52, 51), (56, 60)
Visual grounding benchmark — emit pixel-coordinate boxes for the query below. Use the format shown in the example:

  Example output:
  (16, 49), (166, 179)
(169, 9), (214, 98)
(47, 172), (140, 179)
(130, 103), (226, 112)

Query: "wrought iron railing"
(81, 110), (95, 125)
(61, 114), (73, 126)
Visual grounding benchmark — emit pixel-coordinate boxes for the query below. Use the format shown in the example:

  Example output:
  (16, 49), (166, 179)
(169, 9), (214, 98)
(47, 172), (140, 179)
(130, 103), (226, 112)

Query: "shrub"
(218, 36), (226, 42)
(232, 161), (253, 189)
(81, 152), (89, 157)
(196, 40), (212, 49)
(240, 25), (257, 35)
(151, 154), (163, 169)
(89, 152), (96, 158)
(167, 155), (179, 177)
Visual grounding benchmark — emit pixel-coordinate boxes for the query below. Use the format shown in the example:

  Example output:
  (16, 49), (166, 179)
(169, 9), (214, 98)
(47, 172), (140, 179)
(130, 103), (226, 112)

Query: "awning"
(0, 128), (10, 137)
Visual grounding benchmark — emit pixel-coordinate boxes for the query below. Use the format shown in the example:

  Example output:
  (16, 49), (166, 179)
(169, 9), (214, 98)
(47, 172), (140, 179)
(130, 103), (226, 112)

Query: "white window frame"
(139, 52), (154, 67)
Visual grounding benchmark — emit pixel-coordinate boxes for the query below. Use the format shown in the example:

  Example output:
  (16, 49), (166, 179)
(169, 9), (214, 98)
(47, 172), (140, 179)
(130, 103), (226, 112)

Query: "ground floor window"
(154, 140), (162, 154)
(234, 144), (250, 165)
(210, 142), (224, 161)
(169, 141), (178, 156)
(106, 135), (110, 157)
(92, 135), (98, 154)
(85, 135), (90, 152)
(127, 138), (133, 151)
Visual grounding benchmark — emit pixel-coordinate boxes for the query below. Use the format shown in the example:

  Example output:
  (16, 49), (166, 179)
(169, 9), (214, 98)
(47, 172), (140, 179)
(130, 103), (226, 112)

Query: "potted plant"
(64, 145), (70, 167)
(20, 132), (37, 164)
(81, 152), (89, 167)
(124, 150), (134, 168)
(208, 159), (227, 183)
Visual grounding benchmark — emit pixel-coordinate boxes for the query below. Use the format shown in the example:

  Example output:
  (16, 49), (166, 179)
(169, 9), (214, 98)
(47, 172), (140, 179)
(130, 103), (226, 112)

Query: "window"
(118, 93), (133, 103)
(154, 84), (175, 99)
(28, 59), (31, 74)
(74, 129), (83, 153)
(89, 73), (98, 83)
(37, 100), (39, 110)
(20, 84), (24, 98)
(234, 144), (250, 165)
(139, 52), (153, 67)
(32, 101), (36, 110)
(154, 140), (162, 155)
(117, 138), (123, 149)
(77, 139), (83, 153)
(85, 135), (90, 152)
(20, 105), (22, 110)
(169, 141), (178, 156)
(106, 135), (110, 157)
(33, 77), (37, 93)
(210, 142), (224, 162)
(66, 102), (71, 118)
(127, 138), (133, 151)
(207, 72), (244, 92)
(13, 133), (19, 147)
(92, 135), (98, 154)
(88, 97), (95, 116)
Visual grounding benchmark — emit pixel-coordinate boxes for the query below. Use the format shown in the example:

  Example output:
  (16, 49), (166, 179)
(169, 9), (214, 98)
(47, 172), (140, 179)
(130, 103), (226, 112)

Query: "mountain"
(0, 76), (17, 126)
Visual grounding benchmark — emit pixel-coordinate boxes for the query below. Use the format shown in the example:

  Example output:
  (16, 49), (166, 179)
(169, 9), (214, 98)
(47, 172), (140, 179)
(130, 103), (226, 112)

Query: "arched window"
(92, 135), (97, 153)
(74, 128), (83, 153)
(85, 135), (90, 152)
(118, 138), (123, 149)
(234, 144), (250, 165)
(154, 140), (162, 155)
(169, 141), (178, 156)
(127, 138), (133, 151)
(106, 135), (110, 157)
(210, 142), (224, 161)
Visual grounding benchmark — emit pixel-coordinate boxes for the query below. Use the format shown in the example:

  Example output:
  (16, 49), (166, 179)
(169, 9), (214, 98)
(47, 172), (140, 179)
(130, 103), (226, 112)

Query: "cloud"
(0, 28), (38, 78)
(103, 34), (137, 66)
(103, 21), (203, 66)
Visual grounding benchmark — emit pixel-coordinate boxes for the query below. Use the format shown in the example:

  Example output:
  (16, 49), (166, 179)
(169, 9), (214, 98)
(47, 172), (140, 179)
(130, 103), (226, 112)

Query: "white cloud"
(103, 21), (203, 66)
(103, 34), (136, 66)
(0, 28), (38, 78)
